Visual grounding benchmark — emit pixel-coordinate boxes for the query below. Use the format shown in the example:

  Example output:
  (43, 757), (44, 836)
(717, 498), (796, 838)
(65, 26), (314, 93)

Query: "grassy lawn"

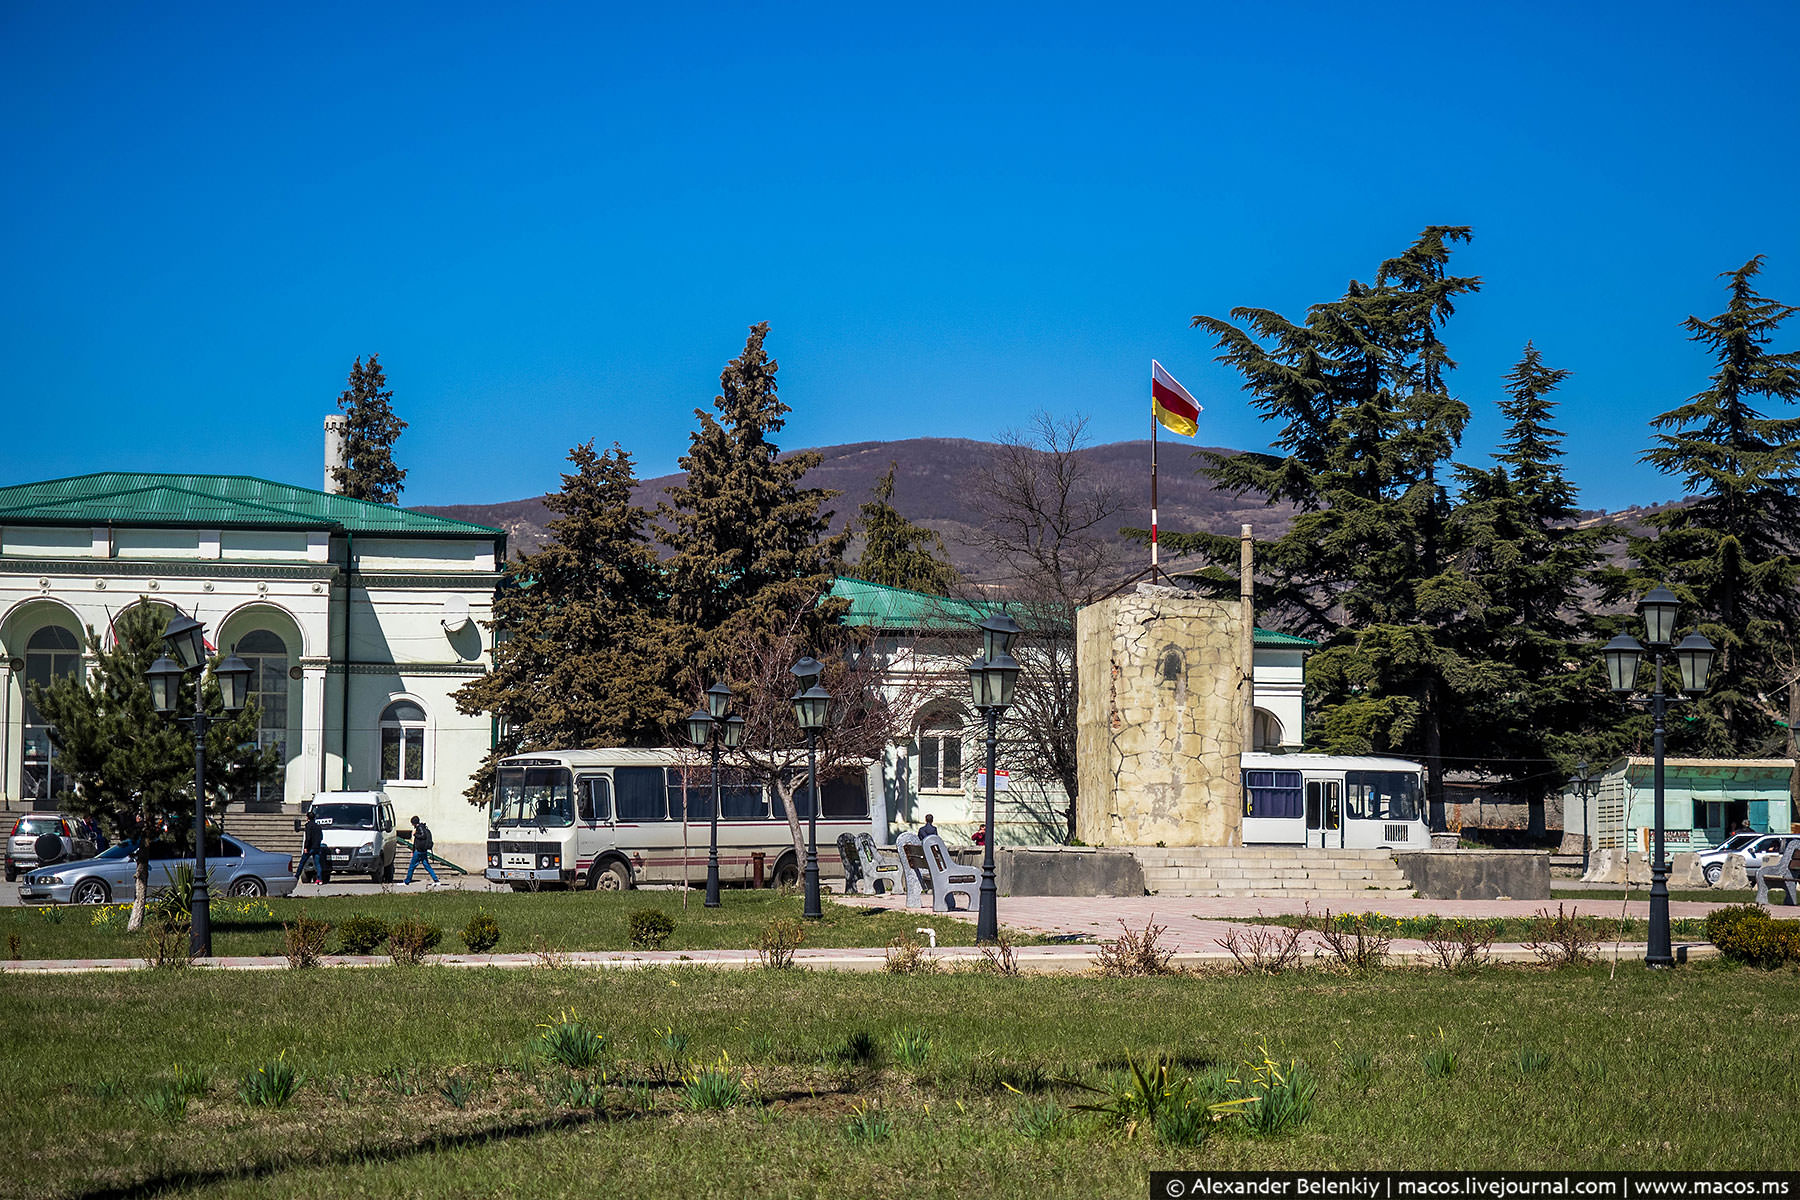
(0, 891), (1009, 961)
(1555, 888), (1778, 904)
(2, 960), (1795, 1197)
(1238, 910), (1722, 942)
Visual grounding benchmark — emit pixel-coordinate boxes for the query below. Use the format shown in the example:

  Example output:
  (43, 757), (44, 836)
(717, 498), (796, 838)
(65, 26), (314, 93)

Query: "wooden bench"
(1753, 840), (1800, 907)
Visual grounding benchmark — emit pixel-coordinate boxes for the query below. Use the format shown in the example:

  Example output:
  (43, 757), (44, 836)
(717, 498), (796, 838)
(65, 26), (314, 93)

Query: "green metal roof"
(829, 577), (1315, 648)
(0, 473), (502, 539)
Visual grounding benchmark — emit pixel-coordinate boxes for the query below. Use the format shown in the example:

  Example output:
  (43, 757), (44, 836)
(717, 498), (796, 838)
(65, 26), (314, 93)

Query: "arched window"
(235, 630), (290, 805)
(1253, 709), (1286, 752)
(916, 711), (963, 793)
(22, 625), (82, 801)
(380, 700), (428, 785)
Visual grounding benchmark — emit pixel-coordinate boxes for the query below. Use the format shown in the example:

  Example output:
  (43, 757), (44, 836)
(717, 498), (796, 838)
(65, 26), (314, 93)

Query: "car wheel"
(1704, 863), (1723, 887)
(381, 858), (396, 884)
(591, 860), (631, 891)
(229, 877), (267, 898)
(769, 853), (799, 889)
(3, 863), (14, 883)
(71, 878), (110, 905)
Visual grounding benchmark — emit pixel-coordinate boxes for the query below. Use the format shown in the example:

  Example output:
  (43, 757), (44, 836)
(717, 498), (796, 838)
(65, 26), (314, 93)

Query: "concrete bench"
(853, 832), (912, 897)
(920, 833), (979, 913)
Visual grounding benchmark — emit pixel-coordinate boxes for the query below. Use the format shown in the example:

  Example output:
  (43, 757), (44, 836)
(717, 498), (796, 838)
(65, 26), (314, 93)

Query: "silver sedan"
(17, 836), (298, 905)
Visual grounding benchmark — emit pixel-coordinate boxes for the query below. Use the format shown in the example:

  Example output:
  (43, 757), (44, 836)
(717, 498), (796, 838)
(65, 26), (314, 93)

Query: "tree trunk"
(1424, 677), (1446, 832)
(774, 779), (806, 864)
(127, 852), (150, 933)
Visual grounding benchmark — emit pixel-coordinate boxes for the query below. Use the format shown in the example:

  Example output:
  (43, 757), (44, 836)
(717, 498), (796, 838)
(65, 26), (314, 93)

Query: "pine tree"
(1609, 256), (1800, 753)
(1151, 228), (1481, 820)
(333, 353), (407, 504)
(659, 323), (849, 670)
(849, 463), (958, 594)
(454, 442), (680, 803)
(30, 603), (275, 929)
(1435, 345), (1612, 791)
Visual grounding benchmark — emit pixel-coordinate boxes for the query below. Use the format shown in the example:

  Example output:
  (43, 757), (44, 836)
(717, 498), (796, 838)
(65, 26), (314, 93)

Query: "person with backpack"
(403, 815), (440, 886)
(295, 809), (330, 885)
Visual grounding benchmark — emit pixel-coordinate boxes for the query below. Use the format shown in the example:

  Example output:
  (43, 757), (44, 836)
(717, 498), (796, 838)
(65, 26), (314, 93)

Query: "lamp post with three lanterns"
(684, 682), (745, 909)
(790, 657), (831, 921)
(144, 612), (253, 959)
(1600, 586), (1715, 969)
(966, 612), (1021, 945)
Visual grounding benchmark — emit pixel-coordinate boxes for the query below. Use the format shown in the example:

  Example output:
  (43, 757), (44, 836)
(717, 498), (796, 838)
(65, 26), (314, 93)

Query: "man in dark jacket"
(296, 811), (329, 884)
(404, 815), (440, 886)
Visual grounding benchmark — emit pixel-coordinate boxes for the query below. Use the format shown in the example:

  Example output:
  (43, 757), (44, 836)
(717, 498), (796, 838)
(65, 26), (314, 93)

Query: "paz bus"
(485, 748), (872, 890)
(1240, 753), (1428, 848)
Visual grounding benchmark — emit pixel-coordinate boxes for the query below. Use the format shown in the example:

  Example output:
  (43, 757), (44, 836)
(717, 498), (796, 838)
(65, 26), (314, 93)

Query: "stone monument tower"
(1075, 583), (1247, 846)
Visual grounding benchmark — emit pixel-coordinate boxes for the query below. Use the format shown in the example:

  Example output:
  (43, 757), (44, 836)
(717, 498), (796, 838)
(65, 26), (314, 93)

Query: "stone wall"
(949, 847), (1146, 896)
(1075, 584), (1245, 846)
(1392, 850), (1551, 900)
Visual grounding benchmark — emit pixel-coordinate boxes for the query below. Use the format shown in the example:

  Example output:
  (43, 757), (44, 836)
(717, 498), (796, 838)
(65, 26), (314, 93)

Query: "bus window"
(1346, 771), (1421, 822)
(721, 771), (766, 819)
(822, 776), (869, 819)
(614, 766), (668, 821)
(1325, 783), (1341, 830)
(1305, 782), (1322, 828)
(1244, 770), (1303, 818)
(492, 767), (574, 827)
(577, 778), (612, 823)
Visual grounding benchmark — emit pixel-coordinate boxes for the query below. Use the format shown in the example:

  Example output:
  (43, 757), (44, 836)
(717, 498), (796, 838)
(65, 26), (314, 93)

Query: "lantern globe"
(792, 685), (830, 732)
(722, 715), (745, 749)
(685, 710), (713, 747)
(1639, 587), (1680, 648)
(163, 613), (208, 671)
(986, 651), (1021, 710)
(146, 655), (185, 716)
(1674, 632), (1716, 694)
(214, 655), (253, 713)
(1602, 634), (1644, 694)
(967, 656), (990, 708)
(978, 612), (1022, 662)
(790, 657), (824, 694)
(706, 681), (732, 720)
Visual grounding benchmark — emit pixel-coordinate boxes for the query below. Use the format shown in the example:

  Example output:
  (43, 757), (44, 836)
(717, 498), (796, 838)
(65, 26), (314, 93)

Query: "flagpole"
(1150, 383), (1160, 584)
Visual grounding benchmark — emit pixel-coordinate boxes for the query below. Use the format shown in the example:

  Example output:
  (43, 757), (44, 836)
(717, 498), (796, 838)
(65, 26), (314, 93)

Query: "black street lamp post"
(146, 612), (252, 959)
(1601, 587), (1715, 969)
(684, 682), (744, 909)
(966, 612), (1021, 945)
(791, 657), (829, 921)
(1572, 758), (1595, 878)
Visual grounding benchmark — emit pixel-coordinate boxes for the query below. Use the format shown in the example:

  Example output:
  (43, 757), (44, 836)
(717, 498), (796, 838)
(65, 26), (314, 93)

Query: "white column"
(299, 658), (329, 798)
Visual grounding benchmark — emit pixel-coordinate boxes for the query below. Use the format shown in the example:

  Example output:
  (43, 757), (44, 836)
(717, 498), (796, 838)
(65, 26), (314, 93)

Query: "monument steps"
(1132, 846), (1416, 899)
(221, 808), (304, 858)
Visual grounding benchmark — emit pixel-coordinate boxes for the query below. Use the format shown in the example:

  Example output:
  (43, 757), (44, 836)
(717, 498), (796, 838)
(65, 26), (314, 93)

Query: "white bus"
(1240, 753), (1428, 849)
(484, 748), (873, 891)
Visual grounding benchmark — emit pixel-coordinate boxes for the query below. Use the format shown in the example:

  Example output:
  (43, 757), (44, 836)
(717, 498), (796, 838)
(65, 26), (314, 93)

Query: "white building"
(0, 458), (504, 862)
(830, 577), (1312, 844)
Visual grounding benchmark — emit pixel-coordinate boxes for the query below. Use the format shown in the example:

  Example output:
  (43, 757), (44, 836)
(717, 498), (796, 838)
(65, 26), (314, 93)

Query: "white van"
(306, 792), (400, 882)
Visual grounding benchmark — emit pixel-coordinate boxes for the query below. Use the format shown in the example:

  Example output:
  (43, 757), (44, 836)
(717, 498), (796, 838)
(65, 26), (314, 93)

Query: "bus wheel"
(591, 860), (631, 892)
(768, 853), (799, 888)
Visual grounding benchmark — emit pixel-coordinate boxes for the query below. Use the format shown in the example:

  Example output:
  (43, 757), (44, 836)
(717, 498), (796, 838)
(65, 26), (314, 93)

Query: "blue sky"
(4, 1), (1797, 514)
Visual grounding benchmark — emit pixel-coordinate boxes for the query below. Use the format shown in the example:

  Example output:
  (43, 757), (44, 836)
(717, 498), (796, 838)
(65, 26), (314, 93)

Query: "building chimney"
(323, 415), (348, 494)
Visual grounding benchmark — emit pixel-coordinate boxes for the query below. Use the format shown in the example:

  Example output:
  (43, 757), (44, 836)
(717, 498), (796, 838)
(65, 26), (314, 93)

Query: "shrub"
(1216, 923), (1305, 974)
(144, 922), (193, 969)
(1708, 905), (1800, 968)
(884, 934), (939, 975)
(1523, 904), (1599, 967)
(1095, 918), (1177, 977)
(283, 912), (333, 969)
(237, 1053), (304, 1108)
(335, 915), (391, 955)
(1317, 910), (1391, 972)
(1424, 918), (1497, 972)
(389, 918), (442, 965)
(627, 909), (675, 951)
(461, 911), (502, 954)
(980, 931), (1022, 976)
(756, 917), (805, 969)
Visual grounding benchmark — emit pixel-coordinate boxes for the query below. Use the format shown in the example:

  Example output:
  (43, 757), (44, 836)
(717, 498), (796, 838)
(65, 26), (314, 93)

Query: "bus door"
(575, 775), (616, 869)
(1305, 780), (1342, 848)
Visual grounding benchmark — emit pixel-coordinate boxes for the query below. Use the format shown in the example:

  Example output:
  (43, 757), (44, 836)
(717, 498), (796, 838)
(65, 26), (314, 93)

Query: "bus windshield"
(1345, 770), (1422, 822)
(492, 766), (574, 828)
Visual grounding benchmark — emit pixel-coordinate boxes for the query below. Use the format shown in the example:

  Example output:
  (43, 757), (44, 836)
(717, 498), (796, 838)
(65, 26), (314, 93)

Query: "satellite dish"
(441, 597), (471, 635)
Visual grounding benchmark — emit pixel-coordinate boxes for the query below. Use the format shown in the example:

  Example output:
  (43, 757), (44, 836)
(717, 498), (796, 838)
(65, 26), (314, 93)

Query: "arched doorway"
(22, 625), (82, 803)
(1252, 708), (1286, 752)
(235, 629), (291, 807)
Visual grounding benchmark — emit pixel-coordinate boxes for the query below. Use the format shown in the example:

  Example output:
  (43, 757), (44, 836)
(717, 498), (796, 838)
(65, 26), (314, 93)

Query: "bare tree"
(712, 600), (908, 863)
(961, 412), (1128, 837)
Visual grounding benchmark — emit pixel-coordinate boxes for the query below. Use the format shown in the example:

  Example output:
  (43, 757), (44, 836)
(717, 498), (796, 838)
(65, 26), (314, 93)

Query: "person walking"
(295, 810), (328, 885)
(918, 813), (939, 841)
(403, 816), (440, 886)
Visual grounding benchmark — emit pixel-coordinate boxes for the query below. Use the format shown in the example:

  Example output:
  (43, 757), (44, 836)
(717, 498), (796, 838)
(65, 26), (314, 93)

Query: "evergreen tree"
(31, 603), (274, 930)
(454, 442), (680, 803)
(1150, 227), (1481, 820)
(849, 463), (958, 594)
(333, 353), (407, 504)
(1608, 256), (1800, 753)
(1434, 345), (1612, 790)
(659, 323), (849, 670)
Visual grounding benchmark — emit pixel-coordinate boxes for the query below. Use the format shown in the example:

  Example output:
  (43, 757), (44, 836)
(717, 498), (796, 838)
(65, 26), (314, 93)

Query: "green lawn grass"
(1554, 887), (1778, 904)
(1, 890), (1006, 961)
(1238, 910), (1719, 942)
(2, 960), (1795, 1198)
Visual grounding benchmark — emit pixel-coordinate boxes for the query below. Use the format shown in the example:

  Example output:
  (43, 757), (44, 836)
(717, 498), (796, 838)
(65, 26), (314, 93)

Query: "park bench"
(852, 832), (911, 897)
(897, 832), (931, 908)
(836, 834), (866, 894)
(1753, 839), (1800, 907)
(920, 833), (980, 913)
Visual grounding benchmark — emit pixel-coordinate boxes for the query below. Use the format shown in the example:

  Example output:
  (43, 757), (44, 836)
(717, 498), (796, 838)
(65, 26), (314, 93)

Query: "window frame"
(916, 715), (964, 794)
(379, 699), (429, 787)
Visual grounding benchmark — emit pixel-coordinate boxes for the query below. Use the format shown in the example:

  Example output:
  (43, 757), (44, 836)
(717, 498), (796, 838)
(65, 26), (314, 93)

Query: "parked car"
(1697, 832), (1797, 887)
(16, 834), (298, 905)
(6, 813), (98, 882)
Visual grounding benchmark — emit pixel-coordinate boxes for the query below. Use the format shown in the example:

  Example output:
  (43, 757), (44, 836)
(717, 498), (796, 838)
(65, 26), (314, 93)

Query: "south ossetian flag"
(1152, 360), (1201, 437)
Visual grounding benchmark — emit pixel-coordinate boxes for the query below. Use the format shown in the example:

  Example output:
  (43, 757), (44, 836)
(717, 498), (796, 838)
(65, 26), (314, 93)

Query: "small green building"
(1567, 757), (1795, 855)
